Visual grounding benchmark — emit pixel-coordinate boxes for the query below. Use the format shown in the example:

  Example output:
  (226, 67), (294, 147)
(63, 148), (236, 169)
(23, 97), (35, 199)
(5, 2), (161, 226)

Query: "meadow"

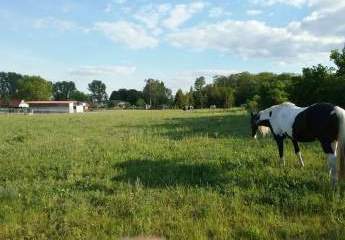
(0, 109), (344, 239)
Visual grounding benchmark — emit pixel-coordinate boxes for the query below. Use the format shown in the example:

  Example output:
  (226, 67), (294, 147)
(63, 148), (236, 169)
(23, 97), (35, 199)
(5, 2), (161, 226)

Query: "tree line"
(0, 73), (173, 108)
(1, 45), (344, 109)
(175, 45), (345, 111)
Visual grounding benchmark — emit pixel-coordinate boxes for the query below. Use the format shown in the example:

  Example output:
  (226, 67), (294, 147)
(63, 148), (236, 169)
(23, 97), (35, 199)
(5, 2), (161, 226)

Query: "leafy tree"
(110, 89), (143, 105)
(193, 76), (206, 108)
(246, 95), (261, 112)
(136, 98), (146, 107)
(257, 74), (289, 108)
(174, 89), (188, 109)
(88, 80), (107, 104)
(17, 76), (52, 100)
(330, 44), (345, 76)
(187, 87), (194, 106)
(0, 72), (22, 100)
(70, 90), (89, 102)
(290, 64), (332, 106)
(223, 87), (235, 108)
(143, 79), (172, 108)
(53, 81), (76, 100)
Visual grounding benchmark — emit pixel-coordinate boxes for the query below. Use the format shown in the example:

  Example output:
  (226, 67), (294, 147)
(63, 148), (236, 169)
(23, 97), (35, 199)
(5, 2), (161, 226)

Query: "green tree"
(193, 76), (206, 108)
(258, 77), (289, 108)
(330, 44), (345, 76)
(223, 87), (235, 108)
(174, 89), (188, 109)
(143, 79), (172, 108)
(135, 98), (146, 108)
(290, 64), (332, 106)
(17, 76), (52, 100)
(246, 95), (261, 112)
(70, 90), (89, 102)
(88, 80), (107, 105)
(53, 81), (76, 100)
(110, 89), (143, 105)
(0, 72), (22, 100)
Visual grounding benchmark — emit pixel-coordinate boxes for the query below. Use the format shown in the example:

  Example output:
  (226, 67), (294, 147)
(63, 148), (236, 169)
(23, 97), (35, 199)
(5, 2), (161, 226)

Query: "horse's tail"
(335, 106), (345, 180)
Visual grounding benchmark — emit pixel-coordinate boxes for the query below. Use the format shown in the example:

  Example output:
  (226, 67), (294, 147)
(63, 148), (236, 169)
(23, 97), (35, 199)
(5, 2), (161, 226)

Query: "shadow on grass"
(159, 113), (251, 140)
(112, 158), (228, 188)
(106, 110), (253, 140)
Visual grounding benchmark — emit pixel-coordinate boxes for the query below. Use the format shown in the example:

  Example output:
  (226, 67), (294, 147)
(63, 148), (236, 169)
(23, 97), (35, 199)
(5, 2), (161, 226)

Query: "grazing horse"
(250, 102), (345, 185)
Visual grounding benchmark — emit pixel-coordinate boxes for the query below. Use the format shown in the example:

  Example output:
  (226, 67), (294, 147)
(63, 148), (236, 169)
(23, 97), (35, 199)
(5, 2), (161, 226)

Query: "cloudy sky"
(1, 0), (344, 93)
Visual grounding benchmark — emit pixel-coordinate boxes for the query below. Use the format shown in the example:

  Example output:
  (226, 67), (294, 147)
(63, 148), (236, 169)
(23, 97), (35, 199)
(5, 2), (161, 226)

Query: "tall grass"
(0, 109), (344, 239)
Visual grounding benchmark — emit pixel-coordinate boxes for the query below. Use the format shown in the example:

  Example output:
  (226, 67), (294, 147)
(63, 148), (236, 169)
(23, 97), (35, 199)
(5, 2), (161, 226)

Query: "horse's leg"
(320, 139), (337, 186)
(275, 135), (285, 166)
(331, 141), (338, 156)
(292, 139), (304, 167)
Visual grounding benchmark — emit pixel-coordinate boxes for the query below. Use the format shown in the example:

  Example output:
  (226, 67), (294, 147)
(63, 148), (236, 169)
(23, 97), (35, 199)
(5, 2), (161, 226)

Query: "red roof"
(27, 101), (76, 106)
(0, 99), (22, 107)
(26, 101), (76, 104)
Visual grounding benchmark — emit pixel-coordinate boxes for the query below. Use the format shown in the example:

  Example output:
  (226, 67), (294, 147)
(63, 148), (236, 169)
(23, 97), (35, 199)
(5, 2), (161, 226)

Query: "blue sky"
(1, 0), (344, 93)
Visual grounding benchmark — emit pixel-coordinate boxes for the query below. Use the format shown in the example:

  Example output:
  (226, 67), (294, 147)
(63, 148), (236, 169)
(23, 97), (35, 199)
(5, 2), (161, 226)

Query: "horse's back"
(292, 103), (339, 142)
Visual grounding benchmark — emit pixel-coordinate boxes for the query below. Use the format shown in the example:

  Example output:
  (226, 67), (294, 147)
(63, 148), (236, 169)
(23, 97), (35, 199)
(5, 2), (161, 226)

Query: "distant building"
(0, 99), (23, 108)
(26, 101), (76, 113)
(110, 100), (130, 109)
(0, 99), (29, 113)
(0, 99), (89, 113)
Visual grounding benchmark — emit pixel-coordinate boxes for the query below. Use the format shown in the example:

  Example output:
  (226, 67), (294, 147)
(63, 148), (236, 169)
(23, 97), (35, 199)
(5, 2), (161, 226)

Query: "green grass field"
(0, 109), (344, 239)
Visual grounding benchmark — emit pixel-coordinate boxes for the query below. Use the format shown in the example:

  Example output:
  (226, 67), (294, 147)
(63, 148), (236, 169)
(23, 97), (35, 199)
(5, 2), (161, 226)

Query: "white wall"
(30, 105), (71, 113)
(75, 105), (84, 113)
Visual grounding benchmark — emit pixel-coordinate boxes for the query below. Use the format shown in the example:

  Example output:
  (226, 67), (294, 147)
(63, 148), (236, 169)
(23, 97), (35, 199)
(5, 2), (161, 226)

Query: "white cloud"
(69, 65), (136, 77)
(208, 7), (228, 18)
(133, 4), (171, 30)
(162, 2), (205, 30)
(251, 0), (307, 7)
(192, 69), (239, 77)
(157, 69), (239, 92)
(288, 2), (345, 37)
(252, 0), (345, 9)
(94, 21), (158, 49)
(167, 20), (343, 62)
(33, 17), (77, 31)
(246, 9), (263, 16)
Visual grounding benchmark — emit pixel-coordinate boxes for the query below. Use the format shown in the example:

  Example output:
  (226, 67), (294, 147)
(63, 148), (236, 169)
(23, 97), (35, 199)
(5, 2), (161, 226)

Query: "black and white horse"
(251, 102), (345, 185)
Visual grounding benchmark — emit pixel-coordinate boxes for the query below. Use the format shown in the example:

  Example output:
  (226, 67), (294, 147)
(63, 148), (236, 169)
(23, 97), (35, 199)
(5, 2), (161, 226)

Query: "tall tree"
(0, 72), (22, 100)
(110, 89), (143, 105)
(53, 81), (76, 100)
(88, 80), (107, 104)
(330, 44), (345, 76)
(193, 76), (206, 108)
(174, 89), (188, 109)
(143, 79), (172, 108)
(70, 90), (89, 102)
(291, 64), (332, 106)
(17, 76), (52, 100)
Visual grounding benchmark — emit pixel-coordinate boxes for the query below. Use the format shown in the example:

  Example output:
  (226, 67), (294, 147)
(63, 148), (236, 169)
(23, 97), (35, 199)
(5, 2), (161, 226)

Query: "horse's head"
(250, 112), (260, 138)
(250, 110), (272, 138)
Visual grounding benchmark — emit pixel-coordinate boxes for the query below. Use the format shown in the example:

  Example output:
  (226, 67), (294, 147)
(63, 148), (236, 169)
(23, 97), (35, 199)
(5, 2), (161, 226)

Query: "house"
(26, 101), (89, 113)
(0, 99), (89, 113)
(110, 100), (130, 109)
(0, 99), (29, 113)
(0, 99), (23, 108)
(26, 101), (76, 113)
